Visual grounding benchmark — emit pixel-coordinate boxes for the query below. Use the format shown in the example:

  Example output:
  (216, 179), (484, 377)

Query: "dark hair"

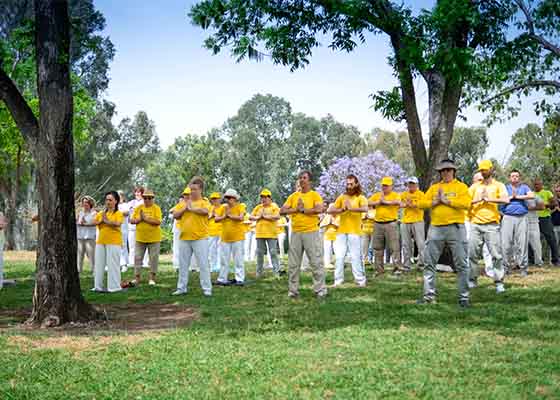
(134, 186), (145, 194)
(510, 169), (521, 175)
(346, 174), (363, 195)
(298, 170), (313, 181)
(189, 176), (205, 191)
(105, 191), (120, 212)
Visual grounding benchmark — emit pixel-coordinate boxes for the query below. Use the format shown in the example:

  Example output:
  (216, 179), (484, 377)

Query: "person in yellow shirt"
(281, 170), (327, 298)
(214, 189), (246, 285)
(467, 160), (509, 292)
(328, 174), (368, 287)
(277, 215), (288, 259)
(172, 177), (212, 296)
(320, 207), (339, 270)
(92, 191), (124, 293)
(129, 189), (162, 286)
(251, 189), (281, 278)
(208, 192), (222, 273)
(369, 176), (402, 276)
(400, 177), (426, 272)
(361, 207), (375, 266)
(417, 159), (472, 307)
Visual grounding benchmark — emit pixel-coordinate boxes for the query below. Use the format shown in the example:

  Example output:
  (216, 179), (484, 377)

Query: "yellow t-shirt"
(95, 210), (124, 245)
(132, 204), (162, 243)
(276, 216), (287, 235)
(208, 204), (222, 237)
(468, 179), (507, 225)
(361, 210), (375, 234)
(420, 179), (471, 226)
(215, 203), (246, 242)
(283, 191), (323, 233)
(321, 214), (339, 241)
(252, 203), (281, 239)
(334, 194), (368, 235)
(175, 198), (211, 241)
(400, 190), (425, 224)
(368, 191), (401, 222)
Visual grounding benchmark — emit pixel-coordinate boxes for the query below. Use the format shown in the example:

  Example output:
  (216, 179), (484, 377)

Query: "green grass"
(1, 255), (560, 399)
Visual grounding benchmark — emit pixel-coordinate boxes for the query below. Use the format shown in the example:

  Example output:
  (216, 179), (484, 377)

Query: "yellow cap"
(478, 160), (493, 171)
(381, 176), (393, 186)
(182, 186), (191, 195)
(260, 188), (272, 197)
(209, 192), (221, 199)
(142, 189), (155, 198)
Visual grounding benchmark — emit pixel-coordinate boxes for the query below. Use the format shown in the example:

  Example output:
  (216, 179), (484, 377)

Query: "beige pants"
(77, 239), (96, 274)
(288, 231), (326, 296)
(372, 221), (401, 271)
(134, 241), (160, 276)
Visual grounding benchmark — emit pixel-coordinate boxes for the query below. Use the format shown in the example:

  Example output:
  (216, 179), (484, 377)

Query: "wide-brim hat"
(435, 160), (457, 171)
(142, 189), (155, 198)
(223, 188), (240, 200)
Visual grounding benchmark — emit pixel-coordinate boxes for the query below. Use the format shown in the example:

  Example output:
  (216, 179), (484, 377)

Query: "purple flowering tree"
(317, 152), (408, 202)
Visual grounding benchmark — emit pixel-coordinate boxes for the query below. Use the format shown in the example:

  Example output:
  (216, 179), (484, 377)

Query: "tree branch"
(515, 0), (560, 57)
(0, 67), (39, 148)
(482, 79), (560, 104)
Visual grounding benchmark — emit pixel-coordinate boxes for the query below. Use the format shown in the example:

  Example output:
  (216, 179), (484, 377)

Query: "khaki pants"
(288, 231), (326, 297)
(77, 238), (96, 274)
(372, 221), (401, 271)
(134, 241), (160, 276)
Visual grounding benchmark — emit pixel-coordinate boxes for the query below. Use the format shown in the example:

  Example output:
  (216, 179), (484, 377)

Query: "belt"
(374, 220), (397, 224)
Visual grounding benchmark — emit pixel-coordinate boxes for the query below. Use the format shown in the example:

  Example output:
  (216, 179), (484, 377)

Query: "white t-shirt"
(76, 210), (97, 240)
(127, 198), (144, 231)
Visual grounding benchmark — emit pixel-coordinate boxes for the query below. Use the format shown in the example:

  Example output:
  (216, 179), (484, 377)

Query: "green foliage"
(363, 128), (415, 175)
(448, 126), (489, 183)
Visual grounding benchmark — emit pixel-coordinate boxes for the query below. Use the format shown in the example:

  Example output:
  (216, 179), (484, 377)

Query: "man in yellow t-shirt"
(328, 174), (368, 287)
(214, 189), (246, 285)
(281, 170), (327, 298)
(129, 189), (162, 286)
(208, 192), (222, 273)
(251, 189), (281, 278)
(400, 177), (426, 272)
(172, 176), (212, 296)
(320, 207), (339, 270)
(417, 159), (472, 307)
(468, 160), (509, 292)
(369, 176), (402, 276)
(361, 207), (375, 266)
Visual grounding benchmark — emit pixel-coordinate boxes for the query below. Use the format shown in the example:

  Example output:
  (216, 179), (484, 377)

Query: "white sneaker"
(496, 283), (505, 294)
(121, 265), (128, 273)
(172, 290), (186, 296)
(468, 280), (477, 289)
(148, 279), (156, 286)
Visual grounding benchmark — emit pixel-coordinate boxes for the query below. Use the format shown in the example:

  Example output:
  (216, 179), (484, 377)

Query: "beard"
(346, 186), (360, 196)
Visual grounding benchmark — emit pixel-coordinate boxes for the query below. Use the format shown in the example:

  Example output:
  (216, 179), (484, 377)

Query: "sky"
(95, 0), (550, 164)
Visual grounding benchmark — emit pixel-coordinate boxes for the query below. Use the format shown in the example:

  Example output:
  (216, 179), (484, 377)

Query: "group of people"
(1, 158), (559, 307)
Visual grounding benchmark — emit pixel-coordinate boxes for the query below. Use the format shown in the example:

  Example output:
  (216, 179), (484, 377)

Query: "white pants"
(334, 233), (366, 285)
(361, 233), (374, 263)
(208, 235), (221, 272)
(324, 239), (335, 268)
(177, 239), (212, 295)
(0, 241), (4, 289)
(94, 244), (122, 292)
(218, 240), (245, 283)
(244, 231), (255, 261)
(128, 229), (148, 267)
(172, 229), (180, 269)
(278, 232), (286, 258)
(120, 223), (129, 266)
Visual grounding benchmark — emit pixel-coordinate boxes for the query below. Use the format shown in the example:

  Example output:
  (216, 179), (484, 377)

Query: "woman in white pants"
(117, 191), (129, 272)
(0, 211), (7, 289)
(76, 196), (97, 274)
(92, 191), (124, 292)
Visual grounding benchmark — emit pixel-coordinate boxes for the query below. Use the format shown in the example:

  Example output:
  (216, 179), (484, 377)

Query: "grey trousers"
(400, 221), (425, 269)
(288, 231), (327, 296)
(77, 238), (96, 274)
(423, 224), (469, 302)
(469, 223), (504, 283)
(256, 238), (280, 275)
(501, 214), (528, 271)
(134, 241), (160, 275)
(527, 219), (543, 265)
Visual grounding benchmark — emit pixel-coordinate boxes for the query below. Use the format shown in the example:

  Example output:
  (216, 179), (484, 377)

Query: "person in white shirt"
(117, 190), (130, 272)
(76, 196), (98, 274)
(127, 186), (149, 269)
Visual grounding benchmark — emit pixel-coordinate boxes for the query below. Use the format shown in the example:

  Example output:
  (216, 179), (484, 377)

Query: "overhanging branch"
(482, 79), (560, 104)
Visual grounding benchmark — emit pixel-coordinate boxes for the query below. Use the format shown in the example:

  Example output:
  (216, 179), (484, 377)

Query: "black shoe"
(234, 280), (244, 286)
(215, 280), (230, 286)
(459, 299), (470, 308)
(278, 270), (287, 276)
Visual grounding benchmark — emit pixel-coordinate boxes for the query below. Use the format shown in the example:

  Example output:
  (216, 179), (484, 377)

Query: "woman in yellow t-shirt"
(92, 191), (124, 293)
(320, 205), (339, 270)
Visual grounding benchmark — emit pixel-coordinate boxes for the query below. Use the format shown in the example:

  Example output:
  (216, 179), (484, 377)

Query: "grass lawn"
(1, 252), (560, 399)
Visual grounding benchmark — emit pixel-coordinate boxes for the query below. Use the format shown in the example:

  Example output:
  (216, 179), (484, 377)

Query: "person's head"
(509, 169), (521, 185)
(380, 176), (393, 195)
(554, 183), (560, 197)
(134, 186), (144, 200)
(260, 189), (272, 206)
(104, 191), (120, 212)
(472, 172), (483, 185)
(209, 192), (221, 206)
(344, 174), (362, 196)
(436, 159), (457, 182)
(406, 177), (419, 193)
(298, 170), (312, 191)
(189, 176), (205, 200)
(81, 196), (95, 211)
(478, 160), (493, 180)
(223, 188), (240, 206)
(142, 189), (155, 206)
(117, 190), (126, 203)
(533, 178), (544, 192)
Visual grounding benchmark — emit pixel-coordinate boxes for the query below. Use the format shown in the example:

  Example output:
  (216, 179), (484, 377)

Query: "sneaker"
(171, 290), (187, 296)
(288, 292), (299, 298)
(121, 265), (128, 273)
(148, 279), (156, 286)
(278, 270), (287, 276)
(203, 292), (212, 297)
(468, 280), (477, 289)
(215, 280), (230, 286)
(356, 281), (367, 287)
(330, 282), (343, 288)
(233, 280), (244, 286)
(496, 283), (505, 294)
(375, 269), (385, 277)
(459, 299), (470, 308)
(416, 297), (436, 305)
(520, 270), (528, 277)
(392, 269), (402, 276)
